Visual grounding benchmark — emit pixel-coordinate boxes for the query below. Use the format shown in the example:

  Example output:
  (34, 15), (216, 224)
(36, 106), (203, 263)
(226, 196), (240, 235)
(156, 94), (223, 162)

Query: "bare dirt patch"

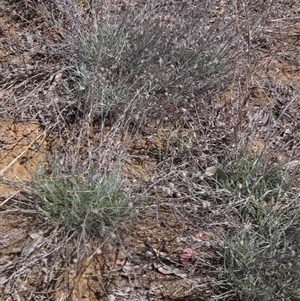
(0, 120), (46, 197)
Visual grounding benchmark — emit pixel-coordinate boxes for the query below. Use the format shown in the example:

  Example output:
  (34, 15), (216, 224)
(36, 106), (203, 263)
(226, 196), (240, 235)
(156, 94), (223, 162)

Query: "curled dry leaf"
(180, 247), (196, 266)
(114, 249), (127, 271)
(205, 166), (228, 182)
(153, 262), (187, 278)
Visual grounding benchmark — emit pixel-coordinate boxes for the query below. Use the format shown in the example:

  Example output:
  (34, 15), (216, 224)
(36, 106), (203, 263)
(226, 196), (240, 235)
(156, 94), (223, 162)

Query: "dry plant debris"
(0, 0), (300, 300)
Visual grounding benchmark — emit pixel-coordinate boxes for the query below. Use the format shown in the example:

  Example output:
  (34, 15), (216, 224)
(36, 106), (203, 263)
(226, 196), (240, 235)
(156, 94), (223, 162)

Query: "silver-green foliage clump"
(31, 164), (129, 236)
(221, 152), (300, 300)
(224, 200), (300, 301)
(42, 0), (240, 121)
(225, 152), (284, 201)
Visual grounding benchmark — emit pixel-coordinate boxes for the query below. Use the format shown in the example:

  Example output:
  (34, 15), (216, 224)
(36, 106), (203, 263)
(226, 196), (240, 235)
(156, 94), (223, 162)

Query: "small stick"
(233, 0), (239, 33)
(270, 16), (300, 22)
(0, 129), (47, 177)
(0, 190), (22, 208)
(66, 237), (109, 301)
